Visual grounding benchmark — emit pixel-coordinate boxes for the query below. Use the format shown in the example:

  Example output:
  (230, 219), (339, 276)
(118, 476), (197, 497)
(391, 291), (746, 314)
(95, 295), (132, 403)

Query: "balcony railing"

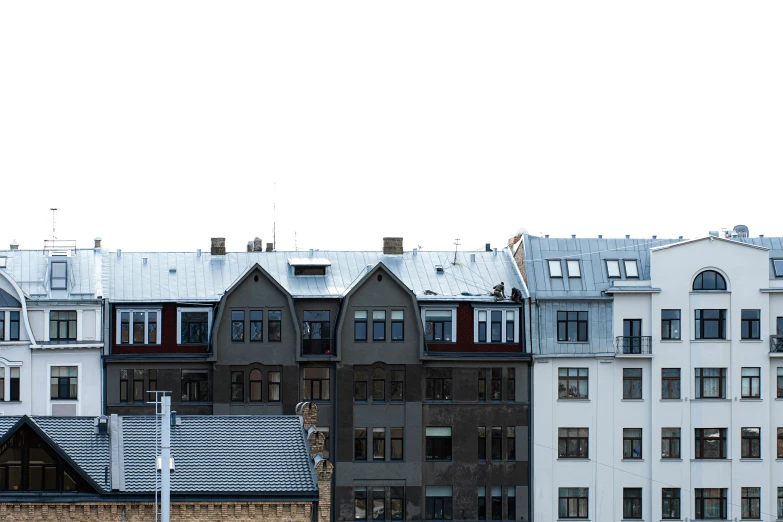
(302, 338), (334, 356)
(770, 336), (783, 353)
(615, 336), (652, 355)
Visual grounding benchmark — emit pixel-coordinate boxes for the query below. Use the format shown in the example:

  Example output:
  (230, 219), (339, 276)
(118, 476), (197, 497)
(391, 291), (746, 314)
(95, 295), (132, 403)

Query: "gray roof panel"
(0, 250), (102, 300)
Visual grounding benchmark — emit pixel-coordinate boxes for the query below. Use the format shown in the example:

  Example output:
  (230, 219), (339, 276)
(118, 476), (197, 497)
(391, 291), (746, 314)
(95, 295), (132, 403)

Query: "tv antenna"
(50, 208), (58, 241)
(453, 238), (461, 264)
(273, 183), (276, 250)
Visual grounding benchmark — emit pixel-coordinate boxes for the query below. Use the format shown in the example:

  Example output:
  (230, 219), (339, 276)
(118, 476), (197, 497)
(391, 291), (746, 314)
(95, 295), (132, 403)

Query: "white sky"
(1, 1), (781, 253)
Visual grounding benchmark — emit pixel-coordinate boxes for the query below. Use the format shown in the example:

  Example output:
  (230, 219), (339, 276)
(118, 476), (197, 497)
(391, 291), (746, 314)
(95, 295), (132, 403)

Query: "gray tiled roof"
(0, 250), (103, 299)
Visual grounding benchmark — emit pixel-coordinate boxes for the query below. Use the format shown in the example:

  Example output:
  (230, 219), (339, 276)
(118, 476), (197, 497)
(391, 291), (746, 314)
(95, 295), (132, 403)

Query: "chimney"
(625, 235), (630, 239)
(598, 235), (602, 239)
(652, 235), (657, 240)
(266, 243), (274, 252)
(253, 237), (263, 252)
(485, 243), (491, 252)
(383, 237), (403, 255)
(247, 241), (253, 252)
(297, 402), (319, 431)
(94, 237), (102, 249)
(210, 237), (225, 256)
(10, 240), (18, 250)
(571, 234), (576, 238)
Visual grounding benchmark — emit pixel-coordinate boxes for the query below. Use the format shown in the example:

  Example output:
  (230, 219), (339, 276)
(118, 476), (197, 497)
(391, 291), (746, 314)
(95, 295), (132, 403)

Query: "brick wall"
(112, 303), (209, 354)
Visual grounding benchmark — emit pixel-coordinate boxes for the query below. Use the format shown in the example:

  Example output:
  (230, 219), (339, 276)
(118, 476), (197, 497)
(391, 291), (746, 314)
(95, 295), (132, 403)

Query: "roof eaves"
(651, 236), (769, 252)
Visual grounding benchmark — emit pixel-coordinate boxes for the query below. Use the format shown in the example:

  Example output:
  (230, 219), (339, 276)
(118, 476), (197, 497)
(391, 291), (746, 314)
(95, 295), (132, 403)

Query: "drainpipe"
(161, 395), (171, 522)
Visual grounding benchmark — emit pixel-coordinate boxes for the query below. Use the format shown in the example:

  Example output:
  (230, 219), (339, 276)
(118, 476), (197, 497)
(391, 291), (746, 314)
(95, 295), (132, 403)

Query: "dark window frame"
(249, 310), (263, 342)
(490, 426), (502, 461)
(390, 369), (404, 402)
(605, 259), (621, 278)
(490, 310), (502, 342)
(267, 370), (281, 402)
(558, 427), (588, 459)
(9, 311), (20, 341)
(302, 367), (330, 401)
(661, 428), (681, 459)
(695, 368), (727, 399)
(268, 310), (282, 342)
(478, 310), (487, 342)
(425, 374), (453, 401)
(741, 367), (761, 398)
(774, 259), (783, 278)
(661, 309), (681, 340)
(623, 368), (643, 400)
(424, 490), (453, 521)
(478, 427), (487, 461)
(693, 270), (727, 291)
(478, 369), (486, 401)
(778, 427), (783, 459)
(372, 311), (386, 341)
(558, 367), (589, 399)
(623, 428), (642, 459)
(694, 428), (727, 459)
(558, 487), (588, 519)
(354, 370), (368, 402)
(695, 488), (727, 520)
(557, 311), (588, 342)
(230, 371), (244, 403)
(507, 368), (516, 402)
(424, 310), (453, 342)
(180, 310), (209, 345)
(425, 427), (452, 461)
(566, 259), (581, 278)
(372, 427), (386, 460)
(741, 309), (761, 340)
(354, 428), (367, 461)
(661, 368), (681, 399)
(249, 368), (262, 402)
(50, 366), (78, 400)
(662, 488), (680, 519)
(695, 309), (727, 340)
(180, 369), (209, 402)
(372, 368), (385, 402)
(391, 428), (403, 460)
(231, 310), (245, 342)
(741, 427), (760, 459)
(741, 487), (761, 520)
(50, 261), (67, 290)
(391, 311), (404, 341)
(623, 259), (639, 279)
(119, 369), (129, 403)
(622, 487), (642, 519)
(548, 259), (563, 278)
(49, 311), (77, 342)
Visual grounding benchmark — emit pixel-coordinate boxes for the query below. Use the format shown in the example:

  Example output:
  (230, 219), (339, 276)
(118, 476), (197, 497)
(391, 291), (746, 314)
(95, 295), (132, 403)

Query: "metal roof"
(0, 249), (103, 300)
(287, 257), (332, 267)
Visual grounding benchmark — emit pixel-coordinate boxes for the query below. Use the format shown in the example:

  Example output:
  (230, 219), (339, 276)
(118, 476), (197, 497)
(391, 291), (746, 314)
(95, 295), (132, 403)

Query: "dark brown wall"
(112, 303), (209, 354)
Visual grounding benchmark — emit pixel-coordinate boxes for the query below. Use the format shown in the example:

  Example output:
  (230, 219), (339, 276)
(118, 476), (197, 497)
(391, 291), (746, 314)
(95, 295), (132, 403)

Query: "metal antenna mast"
(453, 238), (461, 264)
(273, 183), (276, 250)
(50, 208), (57, 241)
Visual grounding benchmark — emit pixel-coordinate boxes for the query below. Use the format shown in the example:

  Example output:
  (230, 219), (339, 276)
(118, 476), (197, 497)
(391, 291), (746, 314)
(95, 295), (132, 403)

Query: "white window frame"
(474, 307), (520, 343)
(624, 259), (639, 278)
(0, 361), (22, 402)
(50, 261), (68, 290)
(420, 306), (457, 343)
(548, 259), (563, 278)
(176, 307), (213, 345)
(606, 259), (621, 278)
(46, 362), (81, 415)
(116, 309), (162, 345)
(566, 259), (581, 278)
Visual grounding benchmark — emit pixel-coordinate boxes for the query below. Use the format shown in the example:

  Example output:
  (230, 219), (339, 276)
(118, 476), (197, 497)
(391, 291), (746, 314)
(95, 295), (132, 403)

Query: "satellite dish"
(733, 225), (749, 238)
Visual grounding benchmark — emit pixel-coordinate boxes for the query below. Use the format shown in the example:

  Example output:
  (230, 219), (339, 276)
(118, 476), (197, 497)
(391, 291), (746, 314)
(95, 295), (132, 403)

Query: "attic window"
(774, 259), (783, 277)
(288, 257), (330, 276)
(51, 261), (67, 290)
(566, 260), (581, 278)
(0, 257), (6, 268)
(548, 260), (562, 278)
(295, 266), (326, 276)
(606, 260), (621, 278)
(624, 260), (639, 278)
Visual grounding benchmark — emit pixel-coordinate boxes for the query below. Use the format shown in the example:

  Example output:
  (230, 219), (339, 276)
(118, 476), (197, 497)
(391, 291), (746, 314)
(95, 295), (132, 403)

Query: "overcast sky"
(1, 1), (781, 253)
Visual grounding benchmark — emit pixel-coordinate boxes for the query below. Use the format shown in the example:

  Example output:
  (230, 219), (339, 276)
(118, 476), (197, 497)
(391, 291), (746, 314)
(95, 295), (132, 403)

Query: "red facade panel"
(425, 302), (522, 353)
(111, 303), (209, 354)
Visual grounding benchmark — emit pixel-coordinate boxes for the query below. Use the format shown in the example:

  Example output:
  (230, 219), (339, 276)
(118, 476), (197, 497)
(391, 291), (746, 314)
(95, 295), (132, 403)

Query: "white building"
(0, 243), (103, 416)
(520, 229), (783, 521)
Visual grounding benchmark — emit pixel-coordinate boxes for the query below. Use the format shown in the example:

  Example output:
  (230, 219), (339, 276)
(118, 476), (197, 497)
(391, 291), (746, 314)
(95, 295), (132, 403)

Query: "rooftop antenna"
(50, 208), (57, 241)
(294, 231), (298, 252)
(273, 183), (276, 250)
(453, 238), (461, 264)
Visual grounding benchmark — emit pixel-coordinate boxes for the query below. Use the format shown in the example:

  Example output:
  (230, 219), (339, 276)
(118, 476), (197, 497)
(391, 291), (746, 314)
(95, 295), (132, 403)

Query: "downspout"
(332, 298), (342, 522)
(528, 339), (533, 522)
(102, 298), (111, 416)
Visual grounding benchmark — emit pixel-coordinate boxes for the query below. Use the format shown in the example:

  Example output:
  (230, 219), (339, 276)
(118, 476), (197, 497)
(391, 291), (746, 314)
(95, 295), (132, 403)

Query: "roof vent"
(571, 234), (576, 239)
(625, 235), (630, 239)
(733, 224), (749, 238)
(598, 235), (602, 239)
(309, 248), (314, 258)
(493, 248), (497, 256)
(142, 256), (148, 265)
(679, 236), (683, 240)
(470, 253), (476, 263)
(247, 241), (253, 252)
(196, 249), (201, 257)
(709, 230), (719, 237)
(95, 416), (109, 435)
(383, 237), (403, 255)
(9, 240), (19, 250)
(210, 237), (226, 256)
(94, 237), (102, 249)
(759, 234), (764, 238)
(169, 265), (176, 272)
(117, 249), (121, 257)
(413, 248), (418, 256)
(545, 235), (549, 238)
(435, 264), (444, 273)
(652, 235), (657, 239)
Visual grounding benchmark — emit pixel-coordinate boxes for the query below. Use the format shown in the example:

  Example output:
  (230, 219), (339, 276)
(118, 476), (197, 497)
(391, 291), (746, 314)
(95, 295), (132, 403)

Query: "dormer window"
(566, 260), (581, 278)
(288, 258), (330, 276)
(606, 260), (621, 278)
(51, 262), (67, 290)
(693, 270), (726, 291)
(773, 259), (783, 277)
(295, 266), (326, 276)
(548, 260), (562, 278)
(624, 260), (639, 278)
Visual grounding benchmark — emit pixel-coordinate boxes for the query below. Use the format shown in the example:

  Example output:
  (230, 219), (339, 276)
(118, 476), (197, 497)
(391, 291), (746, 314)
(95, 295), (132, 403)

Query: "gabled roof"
(651, 236), (770, 252)
(0, 249), (103, 300)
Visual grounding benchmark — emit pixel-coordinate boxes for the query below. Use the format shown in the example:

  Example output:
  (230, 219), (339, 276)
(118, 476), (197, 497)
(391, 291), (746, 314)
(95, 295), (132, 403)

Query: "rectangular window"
(490, 311), (502, 342)
(355, 487), (367, 520)
(478, 427), (486, 460)
(390, 370), (404, 401)
(778, 427), (783, 458)
(661, 428), (681, 459)
(662, 488), (681, 519)
(132, 312), (144, 343)
(695, 309), (726, 340)
(424, 310), (453, 342)
(623, 368), (642, 399)
(391, 311), (404, 341)
(390, 487), (404, 520)
(741, 487), (760, 519)
(695, 368), (727, 399)
(51, 261), (67, 290)
(9, 311), (19, 341)
(661, 368), (681, 399)
(741, 309), (760, 340)
(132, 369), (144, 402)
(425, 427), (452, 461)
(507, 368), (515, 401)
(180, 311), (208, 344)
(557, 311), (588, 342)
(548, 259), (562, 278)
(695, 488), (727, 520)
(119, 369), (128, 402)
(373, 311), (386, 341)
(425, 369), (452, 400)
(120, 312), (129, 343)
(425, 486), (453, 520)
(268, 371), (281, 402)
(507, 487), (516, 520)
(775, 259), (783, 277)
(231, 311), (244, 342)
(0, 314), (4, 341)
(231, 371), (244, 402)
(623, 488), (642, 519)
(661, 309), (681, 340)
(695, 428), (727, 459)
(391, 428), (403, 460)
(249, 369), (262, 402)
(558, 488), (588, 519)
(49, 311), (77, 341)
(478, 369), (486, 401)
(606, 259), (620, 278)
(559, 368), (588, 399)
(250, 310), (263, 341)
(566, 259), (581, 278)
(10, 367), (19, 401)
(354, 428), (367, 461)
(779, 487), (783, 519)
(181, 370), (209, 402)
(558, 428), (588, 458)
(490, 368), (501, 400)
(478, 311), (487, 342)
(0, 368), (4, 401)
(119, 310), (160, 344)
(506, 311), (515, 342)
(148, 312), (158, 344)
(490, 426), (502, 460)
(303, 367), (330, 401)
(354, 370), (367, 401)
(741, 427), (760, 458)
(623, 428), (642, 459)
(372, 368), (385, 401)
(303, 311), (331, 354)
(741, 367), (760, 398)
(477, 487), (486, 520)
(490, 486), (502, 520)
(373, 428), (385, 460)
(268, 310), (282, 341)
(778, 368), (783, 398)
(50, 366), (78, 400)
(624, 259), (639, 278)
(372, 487), (385, 521)
(148, 369), (157, 401)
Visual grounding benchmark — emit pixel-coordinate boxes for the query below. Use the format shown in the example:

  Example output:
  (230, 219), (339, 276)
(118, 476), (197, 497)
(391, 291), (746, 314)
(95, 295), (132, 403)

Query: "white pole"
(161, 395), (171, 522)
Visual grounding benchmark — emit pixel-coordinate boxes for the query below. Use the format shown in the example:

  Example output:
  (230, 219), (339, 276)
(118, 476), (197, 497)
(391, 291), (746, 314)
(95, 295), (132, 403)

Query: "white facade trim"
(176, 307), (213, 345)
(115, 308), (163, 344)
(45, 361), (82, 416)
(472, 307), (520, 343)
(419, 305), (458, 343)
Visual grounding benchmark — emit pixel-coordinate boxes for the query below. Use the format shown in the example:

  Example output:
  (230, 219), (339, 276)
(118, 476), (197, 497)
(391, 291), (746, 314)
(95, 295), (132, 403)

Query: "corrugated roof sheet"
(0, 249), (102, 299)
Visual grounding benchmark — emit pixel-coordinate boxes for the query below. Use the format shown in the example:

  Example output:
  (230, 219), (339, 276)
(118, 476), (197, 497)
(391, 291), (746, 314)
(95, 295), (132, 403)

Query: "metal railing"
(614, 336), (652, 355)
(302, 338), (334, 356)
(770, 336), (783, 353)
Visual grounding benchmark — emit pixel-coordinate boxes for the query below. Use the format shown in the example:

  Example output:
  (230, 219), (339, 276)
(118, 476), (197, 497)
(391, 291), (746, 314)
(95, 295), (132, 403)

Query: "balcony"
(615, 336), (652, 355)
(770, 336), (783, 354)
(302, 339), (334, 356)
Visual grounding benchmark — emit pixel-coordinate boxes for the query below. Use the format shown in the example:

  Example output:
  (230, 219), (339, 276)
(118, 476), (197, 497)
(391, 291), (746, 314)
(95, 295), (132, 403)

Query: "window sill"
(660, 398), (683, 401)
(622, 399), (644, 402)
(557, 341), (590, 344)
(739, 339), (763, 343)
(739, 458), (762, 461)
(660, 458), (682, 461)
(1, 400), (22, 403)
(558, 398), (590, 402)
(622, 459), (644, 462)
(740, 398), (762, 401)
(690, 458), (731, 462)
(558, 458), (590, 461)
(424, 460), (453, 463)
(660, 340), (683, 342)
(691, 398), (731, 402)
(690, 339), (730, 342)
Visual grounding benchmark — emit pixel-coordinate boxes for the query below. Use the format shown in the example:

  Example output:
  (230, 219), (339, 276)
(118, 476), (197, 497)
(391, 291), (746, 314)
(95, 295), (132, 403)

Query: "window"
(391, 428), (403, 460)
(741, 309), (760, 340)
(355, 487), (367, 519)
(695, 309), (726, 339)
(559, 368), (588, 399)
(778, 428), (783, 458)
(268, 371), (281, 402)
(302, 311), (331, 354)
(373, 428), (385, 460)
(391, 311), (404, 341)
(741, 487), (760, 519)
(181, 370), (209, 402)
(695, 488), (727, 519)
(425, 486), (453, 520)
(250, 311), (263, 341)
(372, 487), (385, 520)
(391, 487), (404, 520)
(180, 311), (208, 344)
(477, 487), (486, 520)
(507, 427), (516, 461)
(491, 368), (501, 400)
(268, 310), (282, 341)
(490, 427), (502, 460)
(478, 311), (487, 342)
(695, 428), (727, 459)
(373, 311), (386, 341)
(693, 270), (727, 290)
(148, 369), (157, 401)
(373, 368), (385, 401)
(557, 311), (588, 342)
(623, 368), (642, 399)
(490, 486), (502, 520)
(119, 370), (129, 402)
(778, 368), (783, 398)
(356, 311), (369, 341)
(507, 368), (515, 401)
(661, 368), (681, 399)
(131, 369), (144, 402)
(566, 260), (581, 278)
(558, 428), (588, 458)
(624, 260), (639, 278)
(478, 369), (486, 401)
(623, 428), (642, 459)
(623, 488), (642, 519)
(695, 368), (726, 399)
(548, 259), (562, 278)
(424, 310), (453, 342)
(249, 369), (262, 402)
(118, 310), (160, 344)
(506, 311), (514, 342)
(661, 310), (681, 340)
(354, 370), (367, 401)
(50, 366), (77, 400)
(9, 311), (19, 341)
(390, 370), (404, 401)
(49, 311), (76, 341)
(231, 311), (244, 341)
(779, 488), (783, 519)
(231, 371), (244, 402)
(662, 488), (680, 519)
(741, 427), (760, 458)
(51, 261), (67, 290)
(506, 487), (516, 521)
(355, 428), (367, 461)
(0, 368), (4, 400)
(3, 368), (19, 401)
(425, 427), (452, 461)
(661, 428), (681, 459)
(775, 259), (783, 277)
(303, 367), (329, 401)
(558, 488), (588, 519)
(120, 312), (129, 343)
(741, 367), (760, 398)
(490, 311), (502, 342)
(478, 427), (486, 460)
(0, 314), (4, 341)
(622, 319), (642, 353)
(606, 259), (620, 278)
(425, 369), (452, 400)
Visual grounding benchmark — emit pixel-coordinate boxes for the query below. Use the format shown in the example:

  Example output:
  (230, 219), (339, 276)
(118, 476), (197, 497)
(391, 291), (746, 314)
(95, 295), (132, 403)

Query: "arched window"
(249, 369), (262, 402)
(693, 270), (726, 291)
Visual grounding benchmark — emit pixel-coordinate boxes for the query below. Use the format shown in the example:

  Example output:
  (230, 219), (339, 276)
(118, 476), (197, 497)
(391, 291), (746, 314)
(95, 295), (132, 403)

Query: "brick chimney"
(266, 242), (274, 252)
(94, 237), (102, 249)
(253, 237), (263, 252)
(210, 237), (225, 256)
(383, 237), (403, 255)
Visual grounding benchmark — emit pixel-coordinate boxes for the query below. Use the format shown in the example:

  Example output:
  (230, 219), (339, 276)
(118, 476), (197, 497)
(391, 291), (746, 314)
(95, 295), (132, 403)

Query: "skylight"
(566, 260), (581, 278)
(606, 260), (620, 278)
(548, 260), (562, 278)
(774, 259), (783, 277)
(624, 260), (639, 278)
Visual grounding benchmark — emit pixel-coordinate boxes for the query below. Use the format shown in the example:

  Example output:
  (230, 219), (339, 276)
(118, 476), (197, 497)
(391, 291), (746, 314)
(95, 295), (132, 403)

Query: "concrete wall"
(31, 348), (102, 416)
